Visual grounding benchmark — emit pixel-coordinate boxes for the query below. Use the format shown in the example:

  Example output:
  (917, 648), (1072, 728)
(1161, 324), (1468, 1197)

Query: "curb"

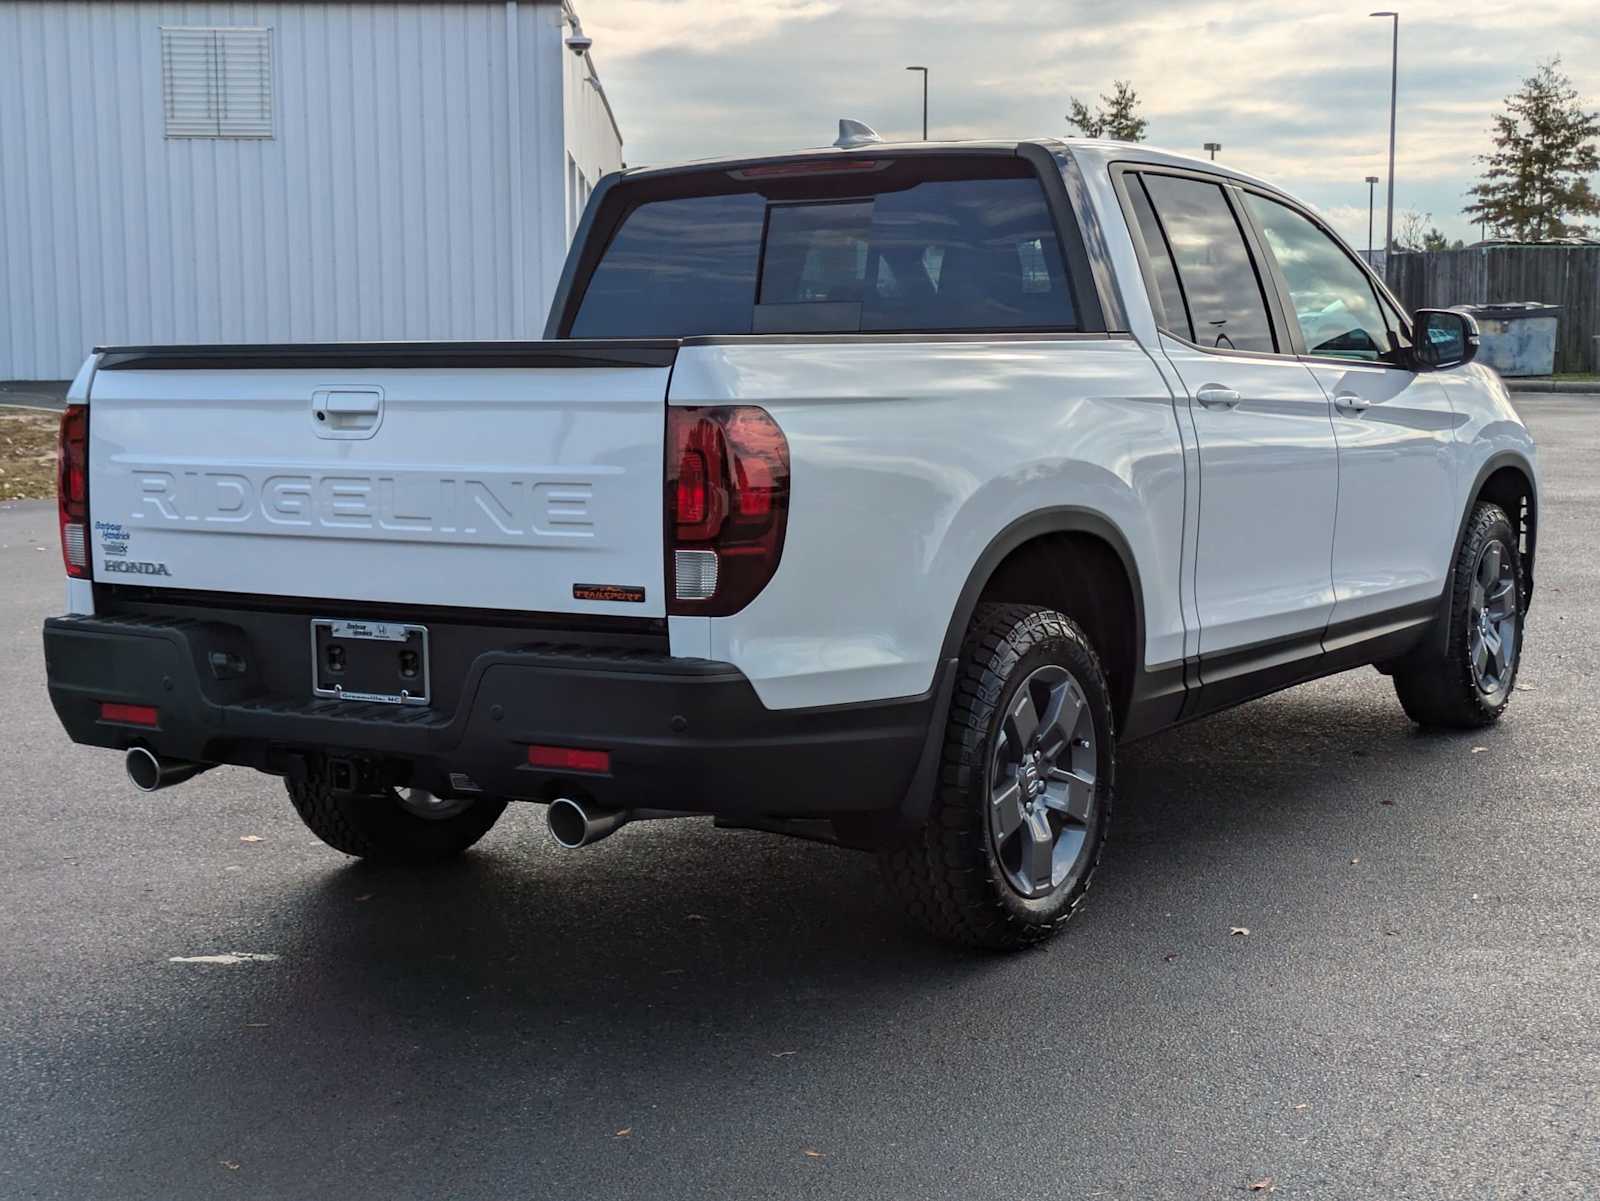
(1507, 380), (1600, 395)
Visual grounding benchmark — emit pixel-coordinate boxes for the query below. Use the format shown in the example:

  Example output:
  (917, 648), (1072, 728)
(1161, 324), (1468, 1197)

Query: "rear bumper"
(42, 613), (944, 820)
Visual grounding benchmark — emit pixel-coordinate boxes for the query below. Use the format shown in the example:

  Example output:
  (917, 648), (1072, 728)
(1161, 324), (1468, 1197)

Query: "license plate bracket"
(311, 619), (430, 705)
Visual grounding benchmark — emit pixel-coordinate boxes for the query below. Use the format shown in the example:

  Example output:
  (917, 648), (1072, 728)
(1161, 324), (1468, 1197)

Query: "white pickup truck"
(44, 134), (1538, 949)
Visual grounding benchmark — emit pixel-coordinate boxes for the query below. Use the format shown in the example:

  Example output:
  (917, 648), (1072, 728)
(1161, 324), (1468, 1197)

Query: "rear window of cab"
(567, 157), (1078, 338)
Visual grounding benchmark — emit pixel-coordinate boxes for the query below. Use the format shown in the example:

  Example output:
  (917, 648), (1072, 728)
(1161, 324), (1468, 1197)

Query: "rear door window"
(569, 160), (1078, 337)
(1125, 175), (1192, 340)
(1139, 173), (1276, 354)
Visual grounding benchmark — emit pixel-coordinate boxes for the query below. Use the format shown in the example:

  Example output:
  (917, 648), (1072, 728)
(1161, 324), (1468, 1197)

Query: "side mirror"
(1412, 309), (1480, 371)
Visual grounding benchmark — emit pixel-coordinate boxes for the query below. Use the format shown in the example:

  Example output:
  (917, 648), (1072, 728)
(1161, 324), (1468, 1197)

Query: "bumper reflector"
(100, 702), (159, 727)
(527, 745), (611, 774)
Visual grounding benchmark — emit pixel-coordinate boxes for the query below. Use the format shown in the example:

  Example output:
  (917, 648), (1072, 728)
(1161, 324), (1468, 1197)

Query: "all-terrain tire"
(286, 762), (507, 865)
(880, 603), (1115, 951)
(1392, 501), (1524, 730)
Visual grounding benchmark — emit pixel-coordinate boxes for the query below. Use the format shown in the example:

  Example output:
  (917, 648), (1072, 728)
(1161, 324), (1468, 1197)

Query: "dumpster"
(1450, 303), (1562, 377)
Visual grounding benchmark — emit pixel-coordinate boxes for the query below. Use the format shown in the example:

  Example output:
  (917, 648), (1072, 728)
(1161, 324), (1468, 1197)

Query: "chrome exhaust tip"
(125, 746), (210, 793)
(546, 796), (630, 849)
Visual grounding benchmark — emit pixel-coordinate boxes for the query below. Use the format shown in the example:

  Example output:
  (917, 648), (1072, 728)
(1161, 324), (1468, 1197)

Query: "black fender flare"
(936, 506), (1148, 668)
(892, 507), (1149, 828)
(1427, 450), (1539, 658)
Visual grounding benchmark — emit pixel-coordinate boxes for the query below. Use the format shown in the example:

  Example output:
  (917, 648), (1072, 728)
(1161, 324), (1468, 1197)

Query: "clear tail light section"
(57, 404), (91, 579)
(665, 406), (789, 616)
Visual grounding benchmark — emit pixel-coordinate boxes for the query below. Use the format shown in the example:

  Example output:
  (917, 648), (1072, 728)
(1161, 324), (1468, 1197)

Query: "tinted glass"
(1127, 176), (1192, 339)
(860, 177), (1074, 332)
(570, 166), (1076, 337)
(1141, 174), (1275, 353)
(571, 193), (766, 338)
(1244, 193), (1398, 363)
(760, 202), (872, 305)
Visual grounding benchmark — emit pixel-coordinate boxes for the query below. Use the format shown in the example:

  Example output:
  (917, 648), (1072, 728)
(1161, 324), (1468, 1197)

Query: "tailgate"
(85, 342), (677, 617)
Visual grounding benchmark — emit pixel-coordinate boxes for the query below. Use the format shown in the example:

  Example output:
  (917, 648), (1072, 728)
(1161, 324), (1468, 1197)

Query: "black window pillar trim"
(1017, 142), (1110, 334)
(1048, 145), (1129, 333)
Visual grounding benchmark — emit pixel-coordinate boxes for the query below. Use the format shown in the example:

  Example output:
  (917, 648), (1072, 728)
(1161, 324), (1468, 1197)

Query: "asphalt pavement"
(1, 395), (1596, 1200)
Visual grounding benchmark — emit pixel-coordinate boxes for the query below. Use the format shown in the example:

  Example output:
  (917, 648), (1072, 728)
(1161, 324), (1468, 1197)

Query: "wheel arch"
(1421, 451), (1538, 662)
(939, 508), (1147, 734)
(1470, 456), (1538, 604)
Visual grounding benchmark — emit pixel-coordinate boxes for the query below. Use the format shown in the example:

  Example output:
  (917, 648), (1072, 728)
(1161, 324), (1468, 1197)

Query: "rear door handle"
(1195, 385), (1241, 410)
(1333, 391), (1374, 414)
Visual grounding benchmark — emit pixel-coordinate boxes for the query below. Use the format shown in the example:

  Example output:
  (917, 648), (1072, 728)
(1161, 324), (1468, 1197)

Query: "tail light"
(665, 406), (789, 616)
(57, 404), (91, 579)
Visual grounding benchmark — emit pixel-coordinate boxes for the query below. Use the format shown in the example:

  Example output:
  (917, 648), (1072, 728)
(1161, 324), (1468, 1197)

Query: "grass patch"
(0, 409), (59, 501)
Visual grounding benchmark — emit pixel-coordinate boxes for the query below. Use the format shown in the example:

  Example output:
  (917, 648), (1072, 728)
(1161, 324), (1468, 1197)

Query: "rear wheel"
(1392, 501), (1524, 729)
(880, 603), (1114, 950)
(287, 761), (507, 865)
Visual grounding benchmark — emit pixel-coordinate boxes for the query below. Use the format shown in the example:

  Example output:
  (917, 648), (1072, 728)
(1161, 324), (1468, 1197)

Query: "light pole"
(1365, 175), (1380, 263)
(1371, 11), (1399, 268)
(1203, 141), (1221, 161)
(905, 66), (928, 140)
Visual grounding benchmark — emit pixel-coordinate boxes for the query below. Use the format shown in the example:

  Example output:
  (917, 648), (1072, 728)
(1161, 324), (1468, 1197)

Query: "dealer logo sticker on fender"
(573, 583), (646, 603)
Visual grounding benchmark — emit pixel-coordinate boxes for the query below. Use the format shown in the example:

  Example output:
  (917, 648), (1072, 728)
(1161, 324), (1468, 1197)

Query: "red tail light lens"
(665, 406), (790, 616)
(57, 404), (91, 579)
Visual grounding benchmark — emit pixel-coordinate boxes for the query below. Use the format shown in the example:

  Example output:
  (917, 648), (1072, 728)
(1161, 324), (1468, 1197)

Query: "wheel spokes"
(1036, 684), (1084, 762)
(1044, 766), (1095, 823)
(1478, 542), (1502, 590)
(991, 778), (1025, 841)
(1008, 687), (1041, 750)
(1020, 808), (1055, 894)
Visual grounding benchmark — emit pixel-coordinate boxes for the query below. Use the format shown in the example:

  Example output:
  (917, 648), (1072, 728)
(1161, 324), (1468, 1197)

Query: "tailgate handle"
(312, 389), (384, 439)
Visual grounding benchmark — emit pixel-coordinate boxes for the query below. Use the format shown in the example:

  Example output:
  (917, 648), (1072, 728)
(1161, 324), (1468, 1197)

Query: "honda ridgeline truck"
(44, 132), (1538, 948)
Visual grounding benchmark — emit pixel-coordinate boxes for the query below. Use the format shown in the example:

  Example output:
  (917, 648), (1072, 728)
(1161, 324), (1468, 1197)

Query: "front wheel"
(880, 603), (1115, 950)
(1392, 501), (1525, 729)
(287, 763), (507, 865)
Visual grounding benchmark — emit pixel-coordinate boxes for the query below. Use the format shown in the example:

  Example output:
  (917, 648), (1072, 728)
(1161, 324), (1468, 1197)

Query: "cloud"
(581, 0), (1600, 240)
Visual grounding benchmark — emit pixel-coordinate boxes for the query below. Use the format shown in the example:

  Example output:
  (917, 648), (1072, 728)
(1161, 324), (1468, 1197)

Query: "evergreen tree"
(1066, 81), (1147, 142)
(1464, 59), (1600, 241)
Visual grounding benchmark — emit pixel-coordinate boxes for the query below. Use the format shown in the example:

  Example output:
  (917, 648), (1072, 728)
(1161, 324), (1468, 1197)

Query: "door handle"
(1195, 385), (1241, 410)
(1333, 391), (1374, 414)
(312, 388), (385, 439)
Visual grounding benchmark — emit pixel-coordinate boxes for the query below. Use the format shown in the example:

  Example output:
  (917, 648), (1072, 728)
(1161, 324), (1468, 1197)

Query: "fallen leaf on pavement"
(239, 835), (264, 843)
(168, 952), (280, 965)
(1230, 927), (1249, 937)
(1247, 1177), (1274, 1193)
(614, 1128), (632, 1138)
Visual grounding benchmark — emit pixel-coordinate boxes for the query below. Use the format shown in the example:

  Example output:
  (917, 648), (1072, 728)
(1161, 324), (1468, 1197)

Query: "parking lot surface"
(1, 395), (1596, 1200)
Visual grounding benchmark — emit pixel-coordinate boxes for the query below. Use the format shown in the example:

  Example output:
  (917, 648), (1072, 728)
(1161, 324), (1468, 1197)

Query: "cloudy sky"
(580, 0), (1600, 248)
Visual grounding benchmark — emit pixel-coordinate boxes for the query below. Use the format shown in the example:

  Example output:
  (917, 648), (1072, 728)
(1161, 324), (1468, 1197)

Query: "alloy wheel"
(1468, 537), (1518, 701)
(988, 664), (1098, 899)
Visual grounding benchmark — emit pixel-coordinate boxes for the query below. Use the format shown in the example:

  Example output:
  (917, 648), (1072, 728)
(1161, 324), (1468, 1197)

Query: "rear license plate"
(311, 619), (430, 705)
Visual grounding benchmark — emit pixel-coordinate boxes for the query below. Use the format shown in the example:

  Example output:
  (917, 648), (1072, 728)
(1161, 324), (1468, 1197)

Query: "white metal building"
(0, 0), (623, 379)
